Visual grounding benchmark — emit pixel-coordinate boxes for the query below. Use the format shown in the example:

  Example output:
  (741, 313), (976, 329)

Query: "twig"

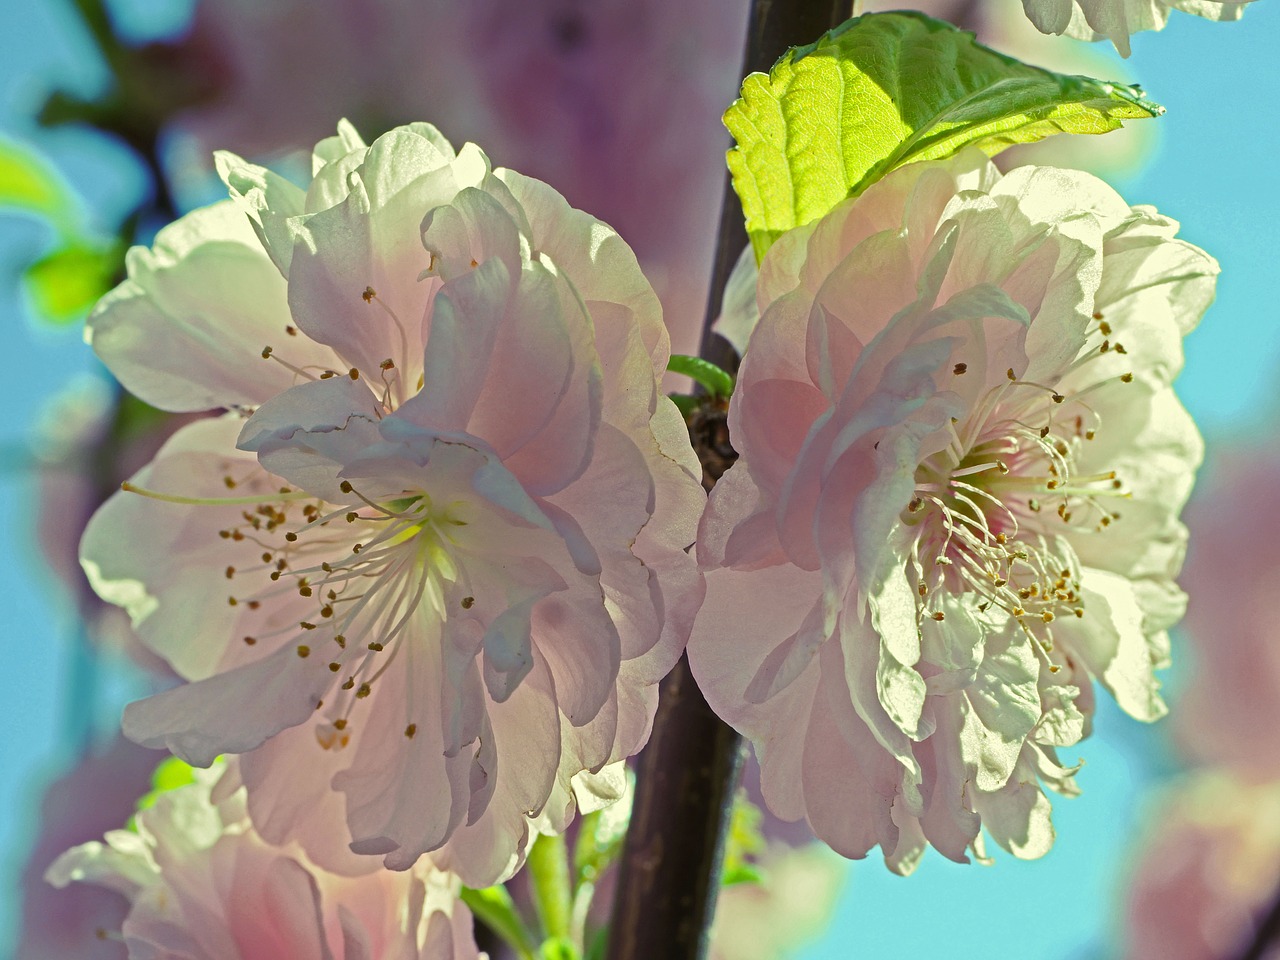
(605, 2), (850, 958)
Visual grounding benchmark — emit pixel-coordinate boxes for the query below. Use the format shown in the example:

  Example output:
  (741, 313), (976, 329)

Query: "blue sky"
(1, 2), (1277, 957)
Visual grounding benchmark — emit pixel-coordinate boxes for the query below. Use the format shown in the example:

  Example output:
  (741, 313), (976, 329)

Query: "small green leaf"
(721, 863), (766, 887)
(0, 138), (76, 227)
(149, 756), (198, 794)
(726, 11), (1163, 261)
(461, 886), (539, 959)
(22, 241), (120, 325)
(667, 355), (734, 398)
(128, 756), (199, 829)
(719, 789), (767, 889)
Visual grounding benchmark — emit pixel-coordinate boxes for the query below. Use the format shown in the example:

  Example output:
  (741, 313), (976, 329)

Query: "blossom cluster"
(45, 6), (1226, 944)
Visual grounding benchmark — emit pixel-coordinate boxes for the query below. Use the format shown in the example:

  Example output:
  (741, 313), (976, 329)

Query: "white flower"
(80, 121), (704, 885)
(1021, 0), (1252, 56)
(47, 765), (483, 959)
(689, 151), (1216, 870)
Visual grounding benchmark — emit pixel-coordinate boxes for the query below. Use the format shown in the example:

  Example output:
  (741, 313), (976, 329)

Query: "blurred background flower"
(2, 1), (1278, 958)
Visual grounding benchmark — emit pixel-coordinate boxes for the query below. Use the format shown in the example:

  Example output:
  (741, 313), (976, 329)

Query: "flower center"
(126, 472), (472, 749)
(902, 340), (1134, 656)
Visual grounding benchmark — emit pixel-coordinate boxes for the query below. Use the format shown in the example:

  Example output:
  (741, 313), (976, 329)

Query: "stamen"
(121, 482), (313, 506)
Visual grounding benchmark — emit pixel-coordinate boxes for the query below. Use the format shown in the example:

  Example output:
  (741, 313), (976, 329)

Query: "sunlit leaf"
(22, 241), (119, 325)
(726, 11), (1162, 260)
(0, 138), (76, 227)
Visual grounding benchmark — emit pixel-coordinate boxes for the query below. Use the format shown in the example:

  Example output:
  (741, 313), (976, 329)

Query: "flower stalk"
(528, 832), (574, 944)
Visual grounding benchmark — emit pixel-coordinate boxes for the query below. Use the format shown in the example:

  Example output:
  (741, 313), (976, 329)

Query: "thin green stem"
(528, 832), (574, 942)
(570, 878), (597, 954)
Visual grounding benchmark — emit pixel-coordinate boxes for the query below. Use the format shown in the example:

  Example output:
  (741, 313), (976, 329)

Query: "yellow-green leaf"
(0, 138), (75, 227)
(23, 242), (119, 325)
(726, 12), (1163, 261)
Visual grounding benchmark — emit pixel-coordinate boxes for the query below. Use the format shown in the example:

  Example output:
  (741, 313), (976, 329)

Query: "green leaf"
(22, 241), (120, 325)
(721, 863), (766, 887)
(0, 138), (76, 228)
(726, 11), (1163, 261)
(667, 355), (734, 398)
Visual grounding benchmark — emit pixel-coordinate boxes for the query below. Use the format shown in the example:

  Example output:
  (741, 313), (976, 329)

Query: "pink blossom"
(690, 151), (1215, 871)
(1173, 448), (1280, 776)
(80, 122), (703, 886)
(47, 765), (482, 960)
(1124, 771), (1280, 960)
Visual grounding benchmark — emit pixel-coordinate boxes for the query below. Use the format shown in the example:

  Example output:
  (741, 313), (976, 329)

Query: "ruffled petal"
(88, 201), (340, 412)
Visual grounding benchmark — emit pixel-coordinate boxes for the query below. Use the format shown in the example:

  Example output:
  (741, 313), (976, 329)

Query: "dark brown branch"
(605, 3), (851, 960)
(1234, 884), (1280, 960)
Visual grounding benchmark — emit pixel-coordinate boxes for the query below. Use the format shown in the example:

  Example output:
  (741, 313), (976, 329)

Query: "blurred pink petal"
(14, 737), (158, 960)
(173, 0), (748, 365)
(1125, 771), (1280, 960)
(1175, 449), (1280, 775)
